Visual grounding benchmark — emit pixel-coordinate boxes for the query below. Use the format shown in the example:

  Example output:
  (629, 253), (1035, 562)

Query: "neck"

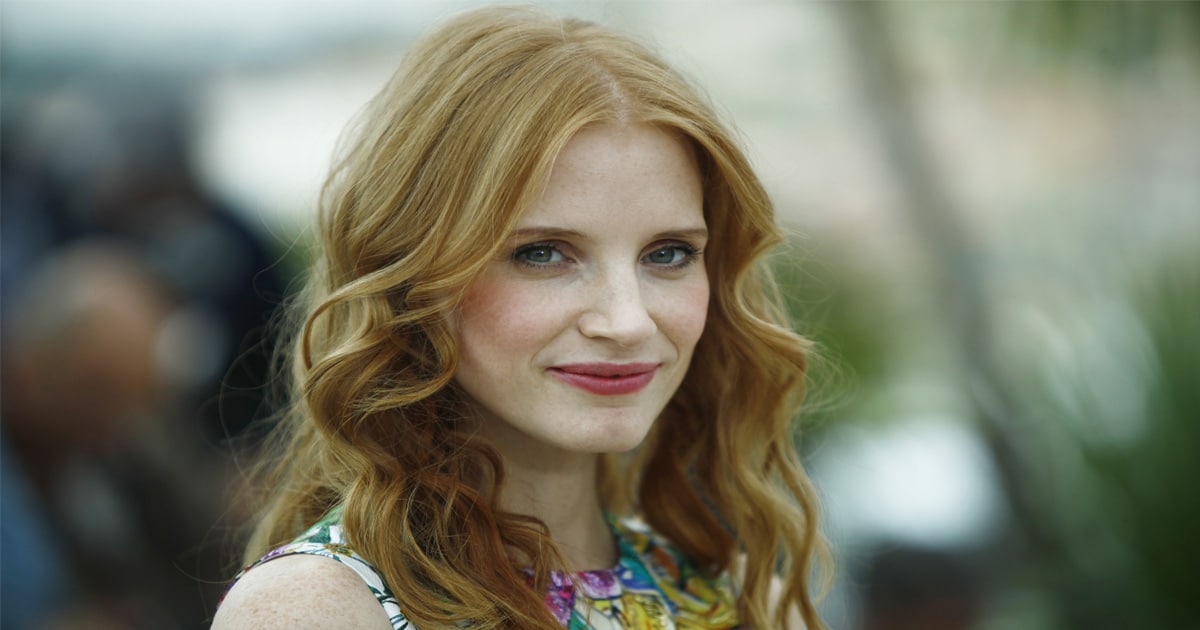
(498, 450), (616, 571)
(471, 412), (617, 571)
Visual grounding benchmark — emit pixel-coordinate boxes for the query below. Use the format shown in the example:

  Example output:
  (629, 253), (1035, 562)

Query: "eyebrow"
(508, 226), (709, 242)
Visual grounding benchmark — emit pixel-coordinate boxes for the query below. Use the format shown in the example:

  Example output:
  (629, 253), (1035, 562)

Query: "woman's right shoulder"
(211, 554), (394, 630)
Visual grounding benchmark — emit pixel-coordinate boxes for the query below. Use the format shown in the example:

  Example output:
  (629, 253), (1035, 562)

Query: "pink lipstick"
(549, 362), (659, 396)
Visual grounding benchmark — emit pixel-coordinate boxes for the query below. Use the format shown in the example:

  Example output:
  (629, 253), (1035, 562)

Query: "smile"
(548, 362), (660, 396)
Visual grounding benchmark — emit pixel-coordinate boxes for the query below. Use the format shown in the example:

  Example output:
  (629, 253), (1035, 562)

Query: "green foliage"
(992, 246), (1200, 628)
(999, 1), (1200, 71)
(1070, 250), (1200, 626)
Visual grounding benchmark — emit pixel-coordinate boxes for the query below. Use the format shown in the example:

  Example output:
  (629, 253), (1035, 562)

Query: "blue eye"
(643, 244), (698, 267)
(513, 243), (564, 266)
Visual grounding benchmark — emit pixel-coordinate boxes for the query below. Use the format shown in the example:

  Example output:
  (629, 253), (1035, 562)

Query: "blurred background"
(2, 1), (1197, 629)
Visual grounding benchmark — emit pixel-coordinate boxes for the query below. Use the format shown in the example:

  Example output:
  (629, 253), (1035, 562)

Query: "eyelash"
(642, 243), (702, 269)
(510, 242), (703, 271)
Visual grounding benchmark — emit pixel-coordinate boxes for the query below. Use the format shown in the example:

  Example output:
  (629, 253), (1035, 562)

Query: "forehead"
(517, 123), (705, 233)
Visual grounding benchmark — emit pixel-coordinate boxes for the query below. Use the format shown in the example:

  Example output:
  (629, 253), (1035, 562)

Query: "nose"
(577, 269), (657, 346)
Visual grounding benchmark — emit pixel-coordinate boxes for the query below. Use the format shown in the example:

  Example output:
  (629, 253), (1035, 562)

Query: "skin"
(213, 122), (709, 627)
(211, 555), (392, 630)
(453, 122), (709, 570)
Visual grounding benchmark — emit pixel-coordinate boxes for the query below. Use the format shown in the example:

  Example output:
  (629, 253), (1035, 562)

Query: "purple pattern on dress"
(537, 565), (623, 624)
(542, 571), (577, 625)
(575, 569), (621, 599)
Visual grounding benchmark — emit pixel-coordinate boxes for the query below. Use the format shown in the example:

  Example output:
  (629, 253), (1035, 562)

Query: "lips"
(548, 362), (659, 396)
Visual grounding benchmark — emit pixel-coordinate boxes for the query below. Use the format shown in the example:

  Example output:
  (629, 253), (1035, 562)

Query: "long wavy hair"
(243, 6), (826, 629)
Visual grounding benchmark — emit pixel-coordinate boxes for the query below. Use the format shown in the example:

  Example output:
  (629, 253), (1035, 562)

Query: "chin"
(572, 419), (657, 454)
(584, 437), (648, 455)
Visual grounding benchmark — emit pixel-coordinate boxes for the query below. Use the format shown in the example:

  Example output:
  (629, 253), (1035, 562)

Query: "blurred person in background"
(0, 242), (223, 629)
(1, 78), (289, 629)
(857, 544), (982, 630)
(214, 6), (827, 630)
(1, 79), (288, 447)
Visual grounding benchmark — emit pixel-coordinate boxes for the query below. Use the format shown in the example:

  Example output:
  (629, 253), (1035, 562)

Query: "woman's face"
(453, 123), (709, 460)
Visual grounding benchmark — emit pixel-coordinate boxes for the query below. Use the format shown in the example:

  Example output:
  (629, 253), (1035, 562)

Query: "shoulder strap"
(242, 512), (415, 630)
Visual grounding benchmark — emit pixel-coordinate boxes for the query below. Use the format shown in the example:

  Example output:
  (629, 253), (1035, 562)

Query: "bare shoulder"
(211, 554), (393, 630)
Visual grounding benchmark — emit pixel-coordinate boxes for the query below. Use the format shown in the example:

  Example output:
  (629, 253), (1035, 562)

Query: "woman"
(214, 6), (826, 629)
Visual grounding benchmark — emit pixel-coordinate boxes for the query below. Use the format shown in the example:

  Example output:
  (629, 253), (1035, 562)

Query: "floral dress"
(237, 508), (740, 629)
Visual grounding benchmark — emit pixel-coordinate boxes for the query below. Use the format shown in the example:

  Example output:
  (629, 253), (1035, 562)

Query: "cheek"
(457, 274), (562, 359)
(663, 276), (710, 350)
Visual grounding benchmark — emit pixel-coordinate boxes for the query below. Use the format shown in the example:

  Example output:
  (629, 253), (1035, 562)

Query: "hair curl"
(243, 6), (828, 629)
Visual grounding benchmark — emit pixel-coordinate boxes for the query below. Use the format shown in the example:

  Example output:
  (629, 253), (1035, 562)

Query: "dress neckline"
(545, 512), (631, 580)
